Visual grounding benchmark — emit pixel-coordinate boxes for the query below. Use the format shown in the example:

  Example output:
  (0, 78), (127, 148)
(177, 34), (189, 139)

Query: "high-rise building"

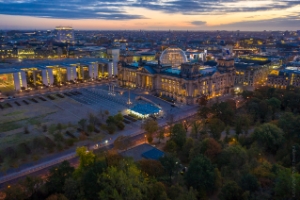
(54, 26), (74, 43)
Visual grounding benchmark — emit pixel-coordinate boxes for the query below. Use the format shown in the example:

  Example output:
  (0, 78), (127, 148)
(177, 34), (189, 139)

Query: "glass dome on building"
(160, 47), (188, 68)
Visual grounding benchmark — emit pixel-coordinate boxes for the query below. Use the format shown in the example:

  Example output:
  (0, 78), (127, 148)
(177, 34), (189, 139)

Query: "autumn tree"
(171, 123), (187, 149)
(185, 155), (216, 196)
(208, 118), (225, 140)
(252, 123), (285, 153)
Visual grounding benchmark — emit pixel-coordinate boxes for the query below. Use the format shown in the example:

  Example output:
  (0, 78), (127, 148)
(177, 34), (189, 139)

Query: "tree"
(267, 97), (281, 120)
(258, 100), (270, 122)
(113, 112), (124, 122)
(80, 160), (107, 200)
(104, 110), (109, 116)
(166, 113), (175, 134)
(202, 138), (222, 163)
(46, 161), (74, 195)
(106, 123), (116, 134)
(208, 118), (225, 140)
(278, 112), (300, 140)
(142, 118), (159, 136)
(98, 163), (148, 200)
(241, 90), (253, 99)
(274, 168), (300, 199)
(24, 126), (29, 134)
(218, 145), (247, 172)
(147, 182), (168, 200)
(75, 146), (95, 176)
(4, 184), (27, 200)
(160, 153), (180, 184)
(164, 140), (178, 153)
(138, 159), (164, 177)
(45, 194), (68, 200)
(20, 176), (43, 198)
(88, 113), (98, 132)
(211, 102), (235, 125)
(63, 177), (81, 200)
(56, 123), (63, 133)
(78, 119), (87, 131)
(239, 173), (259, 193)
(219, 181), (243, 200)
(147, 134), (153, 143)
(252, 123), (285, 153)
(171, 123), (187, 149)
(198, 106), (210, 119)
(235, 118), (243, 136)
(190, 121), (202, 139)
(180, 138), (194, 163)
(157, 128), (165, 143)
(185, 155), (216, 195)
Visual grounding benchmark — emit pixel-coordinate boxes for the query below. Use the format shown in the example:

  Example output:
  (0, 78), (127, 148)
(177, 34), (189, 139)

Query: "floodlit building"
(160, 47), (188, 68)
(54, 26), (75, 43)
(234, 62), (270, 90)
(267, 66), (300, 89)
(118, 47), (235, 105)
(1, 58), (115, 91)
(0, 68), (27, 93)
(107, 48), (120, 76)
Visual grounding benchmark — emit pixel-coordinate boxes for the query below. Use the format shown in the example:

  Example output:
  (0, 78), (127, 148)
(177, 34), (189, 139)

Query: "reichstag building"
(117, 47), (235, 105)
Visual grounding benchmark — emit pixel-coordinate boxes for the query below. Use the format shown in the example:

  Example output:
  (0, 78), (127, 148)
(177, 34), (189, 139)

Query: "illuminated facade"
(1, 59), (114, 91)
(160, 47), (188, 68)
(54, 26), (75, 43)
(234, 63), (270, 89)
(267, 67), (300, 89)
(118, 58), (235, 105)
(0, 69), (27, 92)
(107, 49), (120, 76)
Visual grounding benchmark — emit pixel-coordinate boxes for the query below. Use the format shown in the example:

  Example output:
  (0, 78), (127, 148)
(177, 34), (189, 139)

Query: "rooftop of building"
(120, 143), (164, 161)
(0, 58), (112, 71)
(0, 68), (20, 74)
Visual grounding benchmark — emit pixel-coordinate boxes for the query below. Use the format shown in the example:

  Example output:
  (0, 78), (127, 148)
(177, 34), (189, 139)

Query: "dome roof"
(160, 47), (187, 67)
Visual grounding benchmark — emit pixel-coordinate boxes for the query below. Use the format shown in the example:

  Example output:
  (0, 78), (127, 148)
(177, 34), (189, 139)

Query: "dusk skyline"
(0, 0), (300, 30)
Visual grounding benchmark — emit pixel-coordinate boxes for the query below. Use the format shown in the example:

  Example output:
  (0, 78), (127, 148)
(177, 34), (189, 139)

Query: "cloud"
(191, 21), (207, 26)
(213, 14), (300, 30)
(0, 0), (145, 20)
(132, 0), (300, 15)
(0, 0), (300, 20)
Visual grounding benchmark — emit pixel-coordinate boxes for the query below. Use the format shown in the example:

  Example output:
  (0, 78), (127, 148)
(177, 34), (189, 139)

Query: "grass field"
(0, 121), (23, 132)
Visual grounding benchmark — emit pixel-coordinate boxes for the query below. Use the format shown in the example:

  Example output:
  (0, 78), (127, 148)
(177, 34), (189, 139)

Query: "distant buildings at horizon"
(54, 26), (74, 44)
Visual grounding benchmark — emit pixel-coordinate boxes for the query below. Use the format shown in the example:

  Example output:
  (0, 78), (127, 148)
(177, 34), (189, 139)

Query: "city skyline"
(0, 0), (300, 30)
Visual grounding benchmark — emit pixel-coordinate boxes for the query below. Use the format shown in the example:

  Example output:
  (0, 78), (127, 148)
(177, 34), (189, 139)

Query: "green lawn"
(3, 111), (24, 116)
(0, 121), (23, 132)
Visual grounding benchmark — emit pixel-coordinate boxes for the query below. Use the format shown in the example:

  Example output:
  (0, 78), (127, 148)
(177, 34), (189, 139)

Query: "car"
(0, 97), (5, 102)
(7, 96), (14, 100)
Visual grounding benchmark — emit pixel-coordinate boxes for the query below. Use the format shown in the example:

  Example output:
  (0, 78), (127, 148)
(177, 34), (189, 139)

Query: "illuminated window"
(18, 72), (23, 87)
(46, 70), (50, 84)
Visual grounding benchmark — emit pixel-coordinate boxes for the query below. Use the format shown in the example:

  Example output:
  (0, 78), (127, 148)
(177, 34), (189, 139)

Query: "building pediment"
(138, 66), (156, 74)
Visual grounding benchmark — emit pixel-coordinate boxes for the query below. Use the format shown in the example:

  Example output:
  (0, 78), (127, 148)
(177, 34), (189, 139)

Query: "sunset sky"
(0, 0), (299, 30)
